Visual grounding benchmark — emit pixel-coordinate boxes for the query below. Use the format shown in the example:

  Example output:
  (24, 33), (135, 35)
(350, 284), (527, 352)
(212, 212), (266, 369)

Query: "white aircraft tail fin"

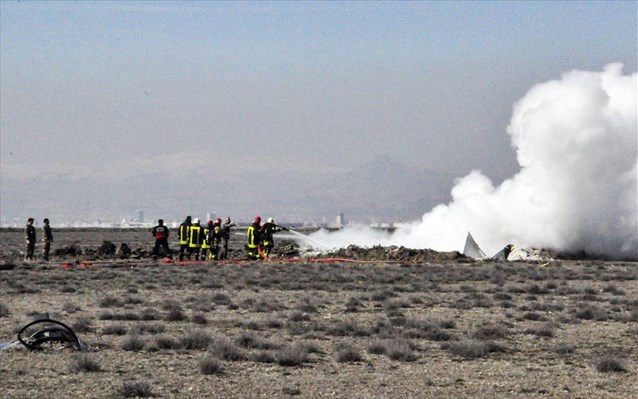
(463, 232), (486, 259)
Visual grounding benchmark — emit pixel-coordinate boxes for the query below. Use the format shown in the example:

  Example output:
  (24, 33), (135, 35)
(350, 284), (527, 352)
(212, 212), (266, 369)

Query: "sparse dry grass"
(0, 233), (635, 399)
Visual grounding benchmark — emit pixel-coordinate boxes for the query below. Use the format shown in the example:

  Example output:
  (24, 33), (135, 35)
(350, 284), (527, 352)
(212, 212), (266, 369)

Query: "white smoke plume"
(310, 63), (637, 259)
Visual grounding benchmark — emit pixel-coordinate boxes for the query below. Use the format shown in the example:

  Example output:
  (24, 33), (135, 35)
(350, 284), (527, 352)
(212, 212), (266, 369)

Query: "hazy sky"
(1, 1), (636, 225)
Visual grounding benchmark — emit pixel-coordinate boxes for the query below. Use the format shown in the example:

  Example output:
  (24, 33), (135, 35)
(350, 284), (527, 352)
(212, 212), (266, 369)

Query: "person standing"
(201, 220), (214, 260)
(209, 218), (223, 260)
(188, 218), (204, 260)
(42, 218), (53, 261)
(177, 215), (192, 261)
(246, 216), (262, 260)
(151, 219), (170, 256)
(25, 218), (36, 261)
(259, 217), (288, 258)
(220, 216), (237, 259)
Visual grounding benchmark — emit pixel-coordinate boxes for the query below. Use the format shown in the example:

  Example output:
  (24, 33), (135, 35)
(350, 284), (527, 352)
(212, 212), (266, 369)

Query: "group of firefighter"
(152, 215), (288, 261)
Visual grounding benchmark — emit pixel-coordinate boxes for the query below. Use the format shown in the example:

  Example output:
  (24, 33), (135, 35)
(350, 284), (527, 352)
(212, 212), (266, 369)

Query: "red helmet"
(215, 218), (222, 224)
(254, 216), (261, 224)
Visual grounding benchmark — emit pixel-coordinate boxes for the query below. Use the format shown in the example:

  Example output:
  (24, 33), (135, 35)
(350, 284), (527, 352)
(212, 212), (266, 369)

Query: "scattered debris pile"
(324, 245), (467, 262)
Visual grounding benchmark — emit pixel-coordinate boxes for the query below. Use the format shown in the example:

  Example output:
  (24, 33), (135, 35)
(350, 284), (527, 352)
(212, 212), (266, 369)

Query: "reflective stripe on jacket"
(247, 225), (259, 249)
(179, 223), (190, 245)
(189, 225), (203, 248)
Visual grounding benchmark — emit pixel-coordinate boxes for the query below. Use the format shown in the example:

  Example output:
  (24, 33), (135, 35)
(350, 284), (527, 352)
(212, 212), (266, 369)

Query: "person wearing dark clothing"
(209, 218), (223, 260)
(25, 218), (36, 261)
(246, 216), (262, 260)
(201, 220), (214, 260)
(152, 219), (171, 256)
(259, 217), (288, 258)
(177, 216), (192, 261)
(188, 218), (204, 260)
(220, 217), (237, 259)
(42, 218), (53, 261)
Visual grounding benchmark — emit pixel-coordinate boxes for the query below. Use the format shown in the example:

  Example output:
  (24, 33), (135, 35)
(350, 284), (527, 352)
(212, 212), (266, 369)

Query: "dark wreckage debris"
(0, 313), (88, 352)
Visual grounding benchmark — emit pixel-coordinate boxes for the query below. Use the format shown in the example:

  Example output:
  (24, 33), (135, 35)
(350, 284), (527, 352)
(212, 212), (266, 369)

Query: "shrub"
(140, 308), (160, 321)
(210, 336), (245, 361)
(385, 338), (417, 362)
(471, 324), (509, 340)
(111, 312), (140, 321)
(344, 297), (363, 313)
(122, 335), (145, 352)
(180, 329), (212, 350)
(134, 323), (166, 335)
(595, 357), (627, 373)
(251, 351), (276, 363)
(165, 308), (187, 322)
(99, 296), (121, 308)
(335, 342), (363, 363)
(275, 343), (309, 367)
(118, 381), (154, 398)
(524, 322), (555, 338)
(265, 318), (283, 329)
(575, 305), (607, 321)
(443, 339), (505, 359)
(289, 311), (311, 322)
(155, 335), (181, 350)
(0, 303), (10, 318)
(161, 299), (182, 311)
(62, 302), (80, 314)
(98, 311), (114, 320)
(199, 356), (223, 375)
(71, 316), (94, 333)
(69, 354), (102, 372)
(102, 324), (127, 336)
(425, 328), (456, 342)
(520, 312), (547, 321)
(367, 341), (387, 355)
(552, 343), (575, 355)
(191, 313), (208, 325)
(297, 301), (318, 314)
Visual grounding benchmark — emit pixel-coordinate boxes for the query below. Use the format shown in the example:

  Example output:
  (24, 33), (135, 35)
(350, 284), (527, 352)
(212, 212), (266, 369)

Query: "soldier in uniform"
(42, 218), (53, 261)
(25, 218), (36, 261)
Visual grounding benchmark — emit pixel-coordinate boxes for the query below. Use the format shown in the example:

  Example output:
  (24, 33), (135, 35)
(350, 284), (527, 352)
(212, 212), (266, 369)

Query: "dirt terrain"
(0, 228), (636, 398)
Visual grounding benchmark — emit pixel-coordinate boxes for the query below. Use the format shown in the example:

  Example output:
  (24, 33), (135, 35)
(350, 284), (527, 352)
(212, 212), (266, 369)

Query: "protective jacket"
(260, 222), (286, 247)
(246, 223), (261, 250)
(188, 223), (204, 248)
(202, 222), (213, 250)
(178, 220), (191, 245)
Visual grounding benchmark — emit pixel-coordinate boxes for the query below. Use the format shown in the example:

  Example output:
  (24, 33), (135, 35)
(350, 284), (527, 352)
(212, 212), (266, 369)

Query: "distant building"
(336, 213), (345, 228)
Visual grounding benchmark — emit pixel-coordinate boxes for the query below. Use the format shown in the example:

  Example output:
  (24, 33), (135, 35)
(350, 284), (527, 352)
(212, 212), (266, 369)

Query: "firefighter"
(260, 217), (288, 258)
(42, 218), (53, 261)
(201, 220), (214, 260)
(205, 218), (223, 260)
(151, 219), (170, 257)
(188, 218), (204, 260)
(177, 215), (192, 260)
(25, 218), (36, 261)
(220, 217), (237, 259)
(246, 216), (262, 260)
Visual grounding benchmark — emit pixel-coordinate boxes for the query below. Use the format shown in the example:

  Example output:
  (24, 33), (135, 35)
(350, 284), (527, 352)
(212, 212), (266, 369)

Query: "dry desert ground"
(0, 228), (636, 398)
